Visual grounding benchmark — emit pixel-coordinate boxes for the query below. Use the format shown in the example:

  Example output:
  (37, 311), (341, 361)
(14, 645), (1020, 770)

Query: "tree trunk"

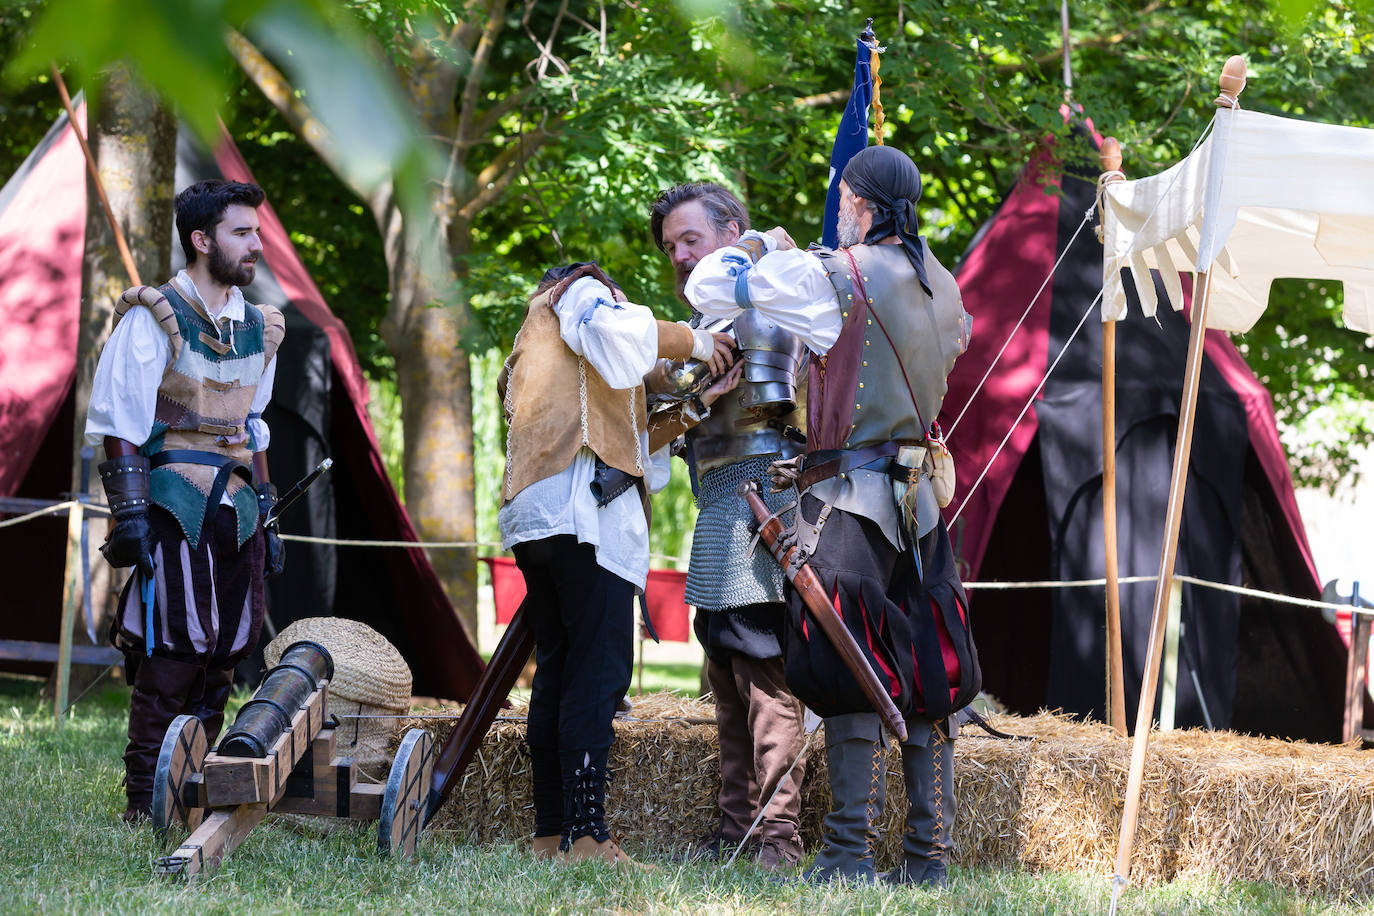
(376, 198), (479, 639)
(69, 66), (175, 685)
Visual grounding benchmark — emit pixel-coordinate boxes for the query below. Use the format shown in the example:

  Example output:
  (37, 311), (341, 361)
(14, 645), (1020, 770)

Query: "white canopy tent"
(1095, 57), (1373, 907)
(1101, 105), (1374, 335)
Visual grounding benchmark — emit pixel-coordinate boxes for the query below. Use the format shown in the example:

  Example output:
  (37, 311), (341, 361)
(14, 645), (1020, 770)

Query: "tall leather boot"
(804, 712), (885, 882)
(883, 721), (955, 888)
(560, 748), (644, 867)
(123, 654), (201, 823)
(529, 744), (564, 859)
(189, 665), (235, 748)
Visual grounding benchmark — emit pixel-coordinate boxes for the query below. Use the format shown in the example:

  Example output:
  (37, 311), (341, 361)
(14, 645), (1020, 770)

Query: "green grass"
(632, 661), (706, 696)
(0, 673), (1366, 915)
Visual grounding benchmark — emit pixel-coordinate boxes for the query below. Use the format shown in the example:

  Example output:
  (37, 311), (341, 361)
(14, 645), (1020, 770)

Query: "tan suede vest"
(502, 287), (649, 503)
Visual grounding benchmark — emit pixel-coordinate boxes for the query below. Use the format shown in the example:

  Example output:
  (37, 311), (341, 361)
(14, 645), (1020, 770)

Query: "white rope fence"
(0, 499), (107, 529)
(2, 499), (1363, 614)
(966, 573), (1369, 617)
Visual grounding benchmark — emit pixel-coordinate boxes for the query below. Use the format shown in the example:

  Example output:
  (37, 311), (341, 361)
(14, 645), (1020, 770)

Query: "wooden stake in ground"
(1110, 55), (1248, 901)
(1098, 137), (1127, 736)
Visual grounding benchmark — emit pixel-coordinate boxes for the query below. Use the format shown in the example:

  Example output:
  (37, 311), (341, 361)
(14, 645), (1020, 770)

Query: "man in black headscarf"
(685, 144), (981, 886)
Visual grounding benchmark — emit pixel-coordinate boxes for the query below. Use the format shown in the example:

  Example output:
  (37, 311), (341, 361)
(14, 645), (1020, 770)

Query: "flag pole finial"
(1099, 137), (1122, 175)
(1216, 56), (1247, 108)
(860, 19), (885, 146)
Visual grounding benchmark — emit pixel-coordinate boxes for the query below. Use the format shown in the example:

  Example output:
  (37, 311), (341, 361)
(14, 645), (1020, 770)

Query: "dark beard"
(206, 238), (256, 287)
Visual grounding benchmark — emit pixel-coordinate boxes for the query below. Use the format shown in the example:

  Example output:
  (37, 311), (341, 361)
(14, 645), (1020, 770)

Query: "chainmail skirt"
(685, 454), (794, 611)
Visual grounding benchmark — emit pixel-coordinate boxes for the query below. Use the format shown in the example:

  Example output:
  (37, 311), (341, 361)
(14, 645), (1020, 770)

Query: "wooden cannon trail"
(149, 640), (434, 881)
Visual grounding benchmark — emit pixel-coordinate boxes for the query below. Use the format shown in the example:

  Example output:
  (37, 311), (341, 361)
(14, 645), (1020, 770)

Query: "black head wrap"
(840, 145), (931, 296)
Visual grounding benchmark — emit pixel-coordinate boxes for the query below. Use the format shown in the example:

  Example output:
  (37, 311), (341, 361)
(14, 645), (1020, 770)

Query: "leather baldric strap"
(796, 441), (904, 491)
(150, 449), (254, 528)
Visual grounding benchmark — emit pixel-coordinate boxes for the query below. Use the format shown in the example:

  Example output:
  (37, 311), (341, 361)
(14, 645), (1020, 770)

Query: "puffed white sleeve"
(685, 234), (842, 354)
(247, 356), (277, 452)
(555, 275), (661, 389)
(644, 440), (674, 494)
(84, 305), (172, 447)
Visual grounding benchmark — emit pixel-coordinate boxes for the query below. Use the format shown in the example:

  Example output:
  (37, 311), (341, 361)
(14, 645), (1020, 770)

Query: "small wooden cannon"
(149, 640), (434, 881)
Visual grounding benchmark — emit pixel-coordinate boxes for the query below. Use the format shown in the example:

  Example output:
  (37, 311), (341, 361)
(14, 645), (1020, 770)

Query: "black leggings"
(515, 535), (635, 754)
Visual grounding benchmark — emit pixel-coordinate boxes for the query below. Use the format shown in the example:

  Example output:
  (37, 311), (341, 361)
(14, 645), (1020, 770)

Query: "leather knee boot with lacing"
(883, 720), (954, 888)
(804, 712), (886, 882)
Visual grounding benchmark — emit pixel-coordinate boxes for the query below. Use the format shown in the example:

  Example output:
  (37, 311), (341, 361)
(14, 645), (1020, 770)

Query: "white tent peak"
(1101, 106), (1374, 335)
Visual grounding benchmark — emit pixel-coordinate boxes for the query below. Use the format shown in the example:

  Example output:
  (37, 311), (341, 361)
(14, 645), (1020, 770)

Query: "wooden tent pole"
(50, 65), (142, 287)
(1111, 56), (1247, 895)
(1098, 137), (1127, 735)
(49, 65), (144, 727)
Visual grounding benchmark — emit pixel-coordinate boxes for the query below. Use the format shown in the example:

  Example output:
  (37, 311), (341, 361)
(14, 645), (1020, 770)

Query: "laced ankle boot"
(804, 712), (885, 883)
(560, 748), (643, 868)
(883, 722), (954, 888)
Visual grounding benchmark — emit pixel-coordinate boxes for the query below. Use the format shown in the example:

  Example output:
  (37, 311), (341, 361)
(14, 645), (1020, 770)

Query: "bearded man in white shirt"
(498, 261), (737, 866)
(86, 179), (285, 824)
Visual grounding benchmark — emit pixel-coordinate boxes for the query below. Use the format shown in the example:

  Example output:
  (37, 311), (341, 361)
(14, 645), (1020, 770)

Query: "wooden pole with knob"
(1098, 136), (1128, 737)
(1109, 55), (1247, 905)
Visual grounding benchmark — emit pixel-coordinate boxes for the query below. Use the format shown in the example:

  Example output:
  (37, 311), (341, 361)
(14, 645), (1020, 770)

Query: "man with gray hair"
(648, 182), (810, 870)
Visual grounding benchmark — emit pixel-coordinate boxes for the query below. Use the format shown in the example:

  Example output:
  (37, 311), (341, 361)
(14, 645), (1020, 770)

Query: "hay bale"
(266, 617), (411, 779)
(413, 694), (1374, 896)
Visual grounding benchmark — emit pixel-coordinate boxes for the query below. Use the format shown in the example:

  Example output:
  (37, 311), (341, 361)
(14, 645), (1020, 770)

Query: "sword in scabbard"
(265, 458), (333, 528)
(737, 480), (908, 742)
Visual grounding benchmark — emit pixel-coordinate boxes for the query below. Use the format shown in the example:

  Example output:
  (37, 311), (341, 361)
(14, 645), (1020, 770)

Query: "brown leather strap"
(796, 441), (902, 491)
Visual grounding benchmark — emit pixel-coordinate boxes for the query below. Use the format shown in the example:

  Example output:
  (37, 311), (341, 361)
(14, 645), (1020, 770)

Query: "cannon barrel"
(218, 640), (333, 758)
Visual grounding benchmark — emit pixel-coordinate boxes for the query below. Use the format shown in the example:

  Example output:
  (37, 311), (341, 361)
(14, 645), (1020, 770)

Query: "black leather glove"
(98, 454), (154, 573)
(256, 481), (285, 578)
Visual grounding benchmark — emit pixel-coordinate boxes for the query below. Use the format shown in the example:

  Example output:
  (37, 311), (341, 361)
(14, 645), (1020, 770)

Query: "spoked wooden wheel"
(377, 728), (434, 858)
(151, 714), (206, 843)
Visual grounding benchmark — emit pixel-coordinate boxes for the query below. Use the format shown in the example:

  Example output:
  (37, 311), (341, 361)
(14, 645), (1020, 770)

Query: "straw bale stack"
(265, 617), (412, 780)
(412, 694), (1374, 897)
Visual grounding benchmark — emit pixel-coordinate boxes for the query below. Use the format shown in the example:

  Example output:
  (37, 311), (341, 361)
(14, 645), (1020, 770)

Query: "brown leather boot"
(532, 835), (564, 860)
(565, 835), (651, 869)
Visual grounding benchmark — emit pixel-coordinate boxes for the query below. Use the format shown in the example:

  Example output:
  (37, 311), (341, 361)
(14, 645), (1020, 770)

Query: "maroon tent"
(0, 103), (483, 701)
(940, 122), (1347, 741)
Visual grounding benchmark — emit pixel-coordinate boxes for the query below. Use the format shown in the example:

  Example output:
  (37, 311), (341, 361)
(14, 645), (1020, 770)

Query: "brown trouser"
(708, 652), (808, 846)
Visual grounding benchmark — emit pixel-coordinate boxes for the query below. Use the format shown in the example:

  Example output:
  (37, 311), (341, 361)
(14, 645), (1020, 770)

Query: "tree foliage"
(1, 0), (1371, 515)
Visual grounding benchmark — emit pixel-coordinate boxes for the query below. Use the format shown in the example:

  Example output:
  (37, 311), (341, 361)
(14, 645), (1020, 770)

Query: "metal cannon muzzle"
(218, 640), (333, 758)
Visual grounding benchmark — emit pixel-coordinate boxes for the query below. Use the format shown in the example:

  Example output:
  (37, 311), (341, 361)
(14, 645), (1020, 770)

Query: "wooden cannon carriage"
(149, 640), (434, 881)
